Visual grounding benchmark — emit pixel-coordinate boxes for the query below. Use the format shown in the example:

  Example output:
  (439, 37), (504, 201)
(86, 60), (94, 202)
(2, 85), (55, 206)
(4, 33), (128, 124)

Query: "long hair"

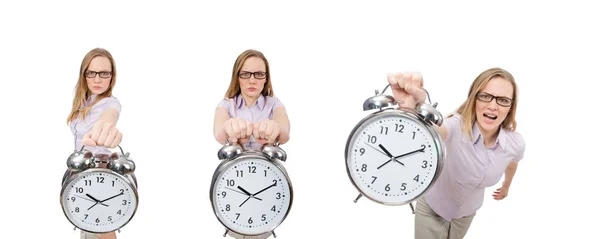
(451, 67), (519, 139)
(66, 48), (117, 124)
(225, 49), (274, 98)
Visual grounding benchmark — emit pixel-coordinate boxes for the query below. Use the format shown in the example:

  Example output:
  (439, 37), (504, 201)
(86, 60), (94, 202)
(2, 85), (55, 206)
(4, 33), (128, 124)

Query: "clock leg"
(223, 228), (229, 237)
(354, 194), (363, 203)
(409, 202), (415, 214)
(272, 230), (277, 238)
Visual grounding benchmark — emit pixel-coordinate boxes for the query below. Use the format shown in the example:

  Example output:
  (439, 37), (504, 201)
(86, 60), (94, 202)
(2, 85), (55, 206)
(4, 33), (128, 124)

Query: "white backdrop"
(1, 1), (598, 238)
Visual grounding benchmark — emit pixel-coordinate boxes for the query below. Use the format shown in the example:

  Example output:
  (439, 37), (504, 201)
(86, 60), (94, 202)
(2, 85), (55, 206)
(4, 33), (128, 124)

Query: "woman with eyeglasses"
(387, 68), (525, 239)
(66, 48), (123, 239)
(213, 49), (290, 239)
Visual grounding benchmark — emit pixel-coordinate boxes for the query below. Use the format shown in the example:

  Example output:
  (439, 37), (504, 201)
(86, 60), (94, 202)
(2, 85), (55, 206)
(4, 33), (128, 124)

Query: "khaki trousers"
(414, 197), (475, 239)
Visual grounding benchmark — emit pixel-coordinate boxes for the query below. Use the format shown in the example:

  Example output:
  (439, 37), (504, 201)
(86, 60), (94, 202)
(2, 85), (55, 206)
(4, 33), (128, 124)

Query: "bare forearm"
(97, 109), (119, 126)
(503, 162), (518, 187)
(273, 107), (290, 144)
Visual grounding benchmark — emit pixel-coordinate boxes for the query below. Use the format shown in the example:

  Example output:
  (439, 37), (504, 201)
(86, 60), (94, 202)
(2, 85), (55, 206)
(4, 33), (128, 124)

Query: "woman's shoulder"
(264, 95), (284, 108)
(94, 96), (121, 111)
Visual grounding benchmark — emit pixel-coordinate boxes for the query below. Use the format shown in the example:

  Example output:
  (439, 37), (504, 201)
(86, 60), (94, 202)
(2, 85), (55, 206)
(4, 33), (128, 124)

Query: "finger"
(412, 72), (423, 88)
(91, 124), (102, 143)
(259, 121), (267, 139)
(82, 133), (97, 146)
(401, 72), (413, 89)
(387, 73), (398, 87)
(224, 121), (237, 143)
(395, 72), (406, 89)
(232, 119), (241, 139)
(238, 120), (247, 139)
(103, 127), (118, 147)
(265, 122), (274, 139)
(268, 126), (279, 143)
(110, 131), (122, 148)
(253, 123), (261, 140)
(97, 123), (112, 146)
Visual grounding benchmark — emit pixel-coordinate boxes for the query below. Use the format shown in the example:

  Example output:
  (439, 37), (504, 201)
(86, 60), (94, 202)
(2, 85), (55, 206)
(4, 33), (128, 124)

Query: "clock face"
(346, 111), (442, 205)
(61, 169), (138, 233)
(212, 157), (292, 235)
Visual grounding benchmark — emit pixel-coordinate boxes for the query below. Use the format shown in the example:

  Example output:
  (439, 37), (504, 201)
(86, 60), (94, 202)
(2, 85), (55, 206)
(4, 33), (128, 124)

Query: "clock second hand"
(76, 195), (108, 207)
(225, 187), (262, 200)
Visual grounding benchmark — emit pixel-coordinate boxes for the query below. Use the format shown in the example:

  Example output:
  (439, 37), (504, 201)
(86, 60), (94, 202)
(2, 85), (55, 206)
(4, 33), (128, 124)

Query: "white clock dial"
(213, 158), (292, 235)
(347, 112), (441, 205)
(61, 169), (138, 233)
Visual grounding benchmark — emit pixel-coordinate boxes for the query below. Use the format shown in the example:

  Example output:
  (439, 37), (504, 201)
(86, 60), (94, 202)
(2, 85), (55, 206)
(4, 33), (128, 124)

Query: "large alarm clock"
(210, 141), (293, 238)
(345, 84), (446, 209)
(60, 146), (139, 234)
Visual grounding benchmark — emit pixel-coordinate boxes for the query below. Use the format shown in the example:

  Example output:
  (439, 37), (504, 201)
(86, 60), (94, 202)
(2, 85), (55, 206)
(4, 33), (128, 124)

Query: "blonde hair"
(66, 48), (117, 124)
(451, 67), (519, 139)
(225, 49), (274, 98)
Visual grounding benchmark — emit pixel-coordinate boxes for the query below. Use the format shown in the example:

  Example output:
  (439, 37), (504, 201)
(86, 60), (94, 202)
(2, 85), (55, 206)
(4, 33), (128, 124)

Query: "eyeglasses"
(476, 92), (513, 107)
(239, 71), (267, 79)
(85, 70), (112, 79)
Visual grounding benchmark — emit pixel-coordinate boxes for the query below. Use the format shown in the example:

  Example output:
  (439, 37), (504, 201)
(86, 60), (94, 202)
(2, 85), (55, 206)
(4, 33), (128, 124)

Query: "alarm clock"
(60, 146), (139, 234)
(345, 84), (446, 210)
(210, 141), (293, 238)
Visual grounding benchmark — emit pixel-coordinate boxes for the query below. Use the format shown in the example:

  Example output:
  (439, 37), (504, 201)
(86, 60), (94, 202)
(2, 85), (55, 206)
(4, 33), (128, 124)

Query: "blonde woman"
(213, 49), (291, 239)
(66, 48), (123, 239)
(387, 68), (525, 239)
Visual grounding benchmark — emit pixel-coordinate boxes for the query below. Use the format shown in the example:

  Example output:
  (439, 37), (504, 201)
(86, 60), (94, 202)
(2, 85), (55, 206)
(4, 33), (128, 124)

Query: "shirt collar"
(235, 94), (265, 110)
(472, 123), (506, 150)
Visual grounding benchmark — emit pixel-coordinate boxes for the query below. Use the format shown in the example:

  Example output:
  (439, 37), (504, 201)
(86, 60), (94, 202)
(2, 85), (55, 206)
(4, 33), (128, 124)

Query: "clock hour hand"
(235, 186), (262, 200)
(86, 194), (109, 210)
(363, 142), (389, 157)
(379, 144), (405, 166)
(77, 195), (108, 206)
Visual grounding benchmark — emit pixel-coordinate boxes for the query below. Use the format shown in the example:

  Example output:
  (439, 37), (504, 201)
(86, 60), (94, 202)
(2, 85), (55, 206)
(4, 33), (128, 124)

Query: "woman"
(387, 68), (525, 239)
(66, 48), (124, 239)
(213, 49), (291, 239)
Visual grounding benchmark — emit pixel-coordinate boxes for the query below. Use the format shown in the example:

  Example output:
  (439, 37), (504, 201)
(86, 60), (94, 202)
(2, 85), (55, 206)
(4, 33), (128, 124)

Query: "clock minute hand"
(393, 146), (426, 160)
(99, 192), (124, 203)
(252, 182), (277, 197)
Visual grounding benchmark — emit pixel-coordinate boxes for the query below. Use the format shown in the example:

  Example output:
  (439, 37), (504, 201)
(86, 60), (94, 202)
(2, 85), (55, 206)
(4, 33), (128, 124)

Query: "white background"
(1, 1), (598, 238)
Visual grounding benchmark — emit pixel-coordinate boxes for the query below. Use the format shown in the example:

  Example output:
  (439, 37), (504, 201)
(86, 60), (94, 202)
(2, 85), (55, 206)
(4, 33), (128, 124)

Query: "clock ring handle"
(380, 84), (433, 105)
(77, 145), (126, 155)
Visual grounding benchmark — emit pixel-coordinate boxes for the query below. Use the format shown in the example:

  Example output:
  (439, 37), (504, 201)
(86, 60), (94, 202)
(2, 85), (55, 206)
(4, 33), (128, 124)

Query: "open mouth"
(483, 113), (497, 120)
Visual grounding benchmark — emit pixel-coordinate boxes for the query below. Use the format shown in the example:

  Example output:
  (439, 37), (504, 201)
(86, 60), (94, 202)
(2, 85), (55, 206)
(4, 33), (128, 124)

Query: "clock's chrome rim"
(345, 109), (446, 206)
(60, 168), (139, 234)
(210, 153), (294, 236)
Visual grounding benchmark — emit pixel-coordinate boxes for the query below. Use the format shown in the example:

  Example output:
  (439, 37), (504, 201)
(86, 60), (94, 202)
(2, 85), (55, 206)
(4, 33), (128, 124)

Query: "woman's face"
(238, 57), (267, 99)
(85, 56), (112, 95)
(475, 76), (514, 135)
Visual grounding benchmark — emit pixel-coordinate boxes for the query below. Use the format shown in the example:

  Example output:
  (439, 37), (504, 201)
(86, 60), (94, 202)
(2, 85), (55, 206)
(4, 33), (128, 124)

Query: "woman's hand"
(223, 117), (254, 143)
(492, 185), (509, 200)
(82, 121), (122, 148)
(387, 72), (428, 109)
(253, 119), (280, 144)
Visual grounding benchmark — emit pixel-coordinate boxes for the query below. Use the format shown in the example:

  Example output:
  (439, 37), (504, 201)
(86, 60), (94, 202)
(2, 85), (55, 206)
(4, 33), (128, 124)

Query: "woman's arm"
(214, 107), (231, 144)
(273, 106), (290, 144)
(502, 161), (518, 188)
(82, 108), (122, 148)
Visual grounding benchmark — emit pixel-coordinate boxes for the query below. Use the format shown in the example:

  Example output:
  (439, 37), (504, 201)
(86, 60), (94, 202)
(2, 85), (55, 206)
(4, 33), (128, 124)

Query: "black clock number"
(371, 176), (377, 184)
(380, 126), (388, 135)
(276, 193), (281, 199)
(122, 200), (127, 205)
(111, 181), (115, 187)
(227, 179), (235, 186)
(75, 187), (83, 193)
(395, 124), (404, 133)
(272, 180), (277, 186)
(95, 218), (100, 223)
(226, 204), (231, 211)
(108, 216), (112, 222)
(271, 205), (276, 212)
(385, 184), (391, 192)
(84, 214), (88, 219)
(75, 207), (79, 213)
(84, 180), (92, 186)
(367, 135), (377, 144)
(401, 183), (407, 191)
(236, 170), (243, 177)
(422, 160), (427, 168)
(261, 214), (267, 221)
(248, 166), (256, 173)
(361, 164), (367, 172)
(221, 191), (227, 198)
(360, 148), (365, 155)
(264, 170), (267, 177)
(96, 177), (104, 183)
(235, 213), (241, 220)
(71, 197), (76, 202)
(117, 210), (122, 215)
(248, 217), (253, 224)
(412, 131), (416, 139)
(414, 175), (420, 182)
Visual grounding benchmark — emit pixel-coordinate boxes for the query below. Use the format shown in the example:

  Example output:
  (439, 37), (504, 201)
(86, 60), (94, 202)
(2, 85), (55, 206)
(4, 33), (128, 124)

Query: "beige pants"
(414, 197), (475, 239)
(227, 231), (273, 239)
(80, 231), (101, 239)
